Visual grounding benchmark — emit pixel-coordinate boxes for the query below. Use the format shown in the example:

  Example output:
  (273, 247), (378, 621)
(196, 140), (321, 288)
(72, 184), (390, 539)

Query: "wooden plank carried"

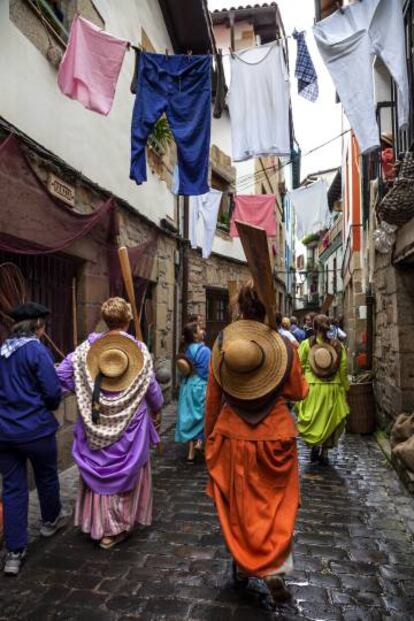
(320, 293), (335, 315)
(235, 221), (277, 329)
(118, 246), (143, 342)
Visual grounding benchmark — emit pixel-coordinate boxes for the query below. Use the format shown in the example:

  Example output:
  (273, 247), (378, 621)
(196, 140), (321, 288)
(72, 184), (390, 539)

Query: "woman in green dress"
(297, 314), (349, 464)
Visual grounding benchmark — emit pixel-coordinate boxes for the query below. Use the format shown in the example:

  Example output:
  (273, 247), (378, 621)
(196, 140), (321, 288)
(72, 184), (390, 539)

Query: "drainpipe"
(366, 285), (375, 371)
(229, 10), (236, 51)
(181, 196), (190, 328)
(314, 0), (321, 22)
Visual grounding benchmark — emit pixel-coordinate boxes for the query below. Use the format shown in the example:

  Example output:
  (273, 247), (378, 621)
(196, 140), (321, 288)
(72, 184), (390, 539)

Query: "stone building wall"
(373, 251), (414, 430)
(343, 251), (367, 374)
(187, 246), (250, 321)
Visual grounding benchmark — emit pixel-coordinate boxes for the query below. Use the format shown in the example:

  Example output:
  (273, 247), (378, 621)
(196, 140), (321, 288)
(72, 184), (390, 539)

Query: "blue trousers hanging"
(0, 434), (61, 551)
(130, 52), (212, 196)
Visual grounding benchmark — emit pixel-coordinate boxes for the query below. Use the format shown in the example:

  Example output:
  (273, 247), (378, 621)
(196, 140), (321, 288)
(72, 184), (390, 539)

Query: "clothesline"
(234, 128), (351, 193)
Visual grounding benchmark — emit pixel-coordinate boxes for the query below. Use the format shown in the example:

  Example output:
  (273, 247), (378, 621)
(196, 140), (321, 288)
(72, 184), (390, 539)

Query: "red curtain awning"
(0, 134), (114, 254)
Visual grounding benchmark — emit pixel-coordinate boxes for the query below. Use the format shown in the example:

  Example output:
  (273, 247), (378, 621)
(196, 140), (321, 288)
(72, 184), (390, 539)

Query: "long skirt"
(74, 462), (152, 540)
(206, 434), (299, 577)
(175, 375), (207, 443)
(297, 382), (349, 447)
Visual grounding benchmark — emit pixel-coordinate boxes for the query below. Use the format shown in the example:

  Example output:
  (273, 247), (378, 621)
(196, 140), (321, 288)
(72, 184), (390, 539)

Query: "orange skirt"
(206, 434), (299, 577)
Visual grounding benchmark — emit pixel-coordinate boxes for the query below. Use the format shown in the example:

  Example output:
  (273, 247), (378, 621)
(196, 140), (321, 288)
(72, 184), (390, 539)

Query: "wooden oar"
(228, 280), (238, 322)
(235, 221), (277, 329)
(118, 246), (143, 341)
(118, 246), (161, 454)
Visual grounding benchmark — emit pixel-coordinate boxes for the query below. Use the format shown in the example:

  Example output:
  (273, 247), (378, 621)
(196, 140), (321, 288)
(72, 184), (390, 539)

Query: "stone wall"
(374, 251), (414, 429)
(187, 247), (250, 321)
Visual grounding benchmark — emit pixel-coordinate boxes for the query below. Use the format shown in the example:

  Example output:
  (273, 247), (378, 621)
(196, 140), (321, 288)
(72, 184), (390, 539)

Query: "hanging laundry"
(190, 189), (223, 259)
(230, 195), (276, 238)
(313, 0), (409, 154)
(287, 180), (330, 240)
(130, 52), (212, 196)
(130, 48), (141, 95)
(293, 30), (318, 102)
(57, 15), (127, 116)
(228, 43), (291, 162)
(212, 50), (228, 119)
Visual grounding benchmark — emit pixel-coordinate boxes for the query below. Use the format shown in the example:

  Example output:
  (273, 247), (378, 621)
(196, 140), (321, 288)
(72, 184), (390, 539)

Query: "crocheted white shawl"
(73, 339), (153, 451)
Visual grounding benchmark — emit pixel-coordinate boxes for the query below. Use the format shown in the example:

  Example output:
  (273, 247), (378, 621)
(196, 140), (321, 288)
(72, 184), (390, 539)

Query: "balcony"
(317, 214), (343, 258)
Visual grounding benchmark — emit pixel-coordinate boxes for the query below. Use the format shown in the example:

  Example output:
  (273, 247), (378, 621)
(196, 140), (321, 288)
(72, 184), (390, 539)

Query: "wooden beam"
(235, 221), (277, 329)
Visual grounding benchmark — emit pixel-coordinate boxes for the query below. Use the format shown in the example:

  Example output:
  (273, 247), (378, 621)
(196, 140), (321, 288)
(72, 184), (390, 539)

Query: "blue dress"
(175, 343), (211, 443)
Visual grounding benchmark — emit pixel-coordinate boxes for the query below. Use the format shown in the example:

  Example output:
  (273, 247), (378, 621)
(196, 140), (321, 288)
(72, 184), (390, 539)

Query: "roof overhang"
(211, 3), (281, 44)
(158, 0), (212, 53)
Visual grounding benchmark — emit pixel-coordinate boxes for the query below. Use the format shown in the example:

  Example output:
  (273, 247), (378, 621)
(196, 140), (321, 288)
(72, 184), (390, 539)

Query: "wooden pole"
(72, 277), (78, 349)
(118, 247), (161, 453)
(228, 280), (238, 322)
(118, 246), (143, 341)
(43, 331), (65, 360)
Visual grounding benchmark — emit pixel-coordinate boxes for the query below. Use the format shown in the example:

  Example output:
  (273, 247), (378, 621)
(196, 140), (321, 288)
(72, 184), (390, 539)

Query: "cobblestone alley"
(1, 407), (414, 621)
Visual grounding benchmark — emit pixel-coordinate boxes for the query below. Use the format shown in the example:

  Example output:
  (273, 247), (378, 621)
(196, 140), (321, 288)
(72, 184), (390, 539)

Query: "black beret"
(10, 302), (50, 322)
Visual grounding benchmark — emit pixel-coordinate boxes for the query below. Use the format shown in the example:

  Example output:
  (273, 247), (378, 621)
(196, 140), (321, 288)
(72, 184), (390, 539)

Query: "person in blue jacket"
(0, 302), (64, 576)
(176, 321), (211, 462)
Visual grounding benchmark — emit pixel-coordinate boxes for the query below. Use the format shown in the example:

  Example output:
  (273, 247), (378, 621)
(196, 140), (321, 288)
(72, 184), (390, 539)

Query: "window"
(11, 1), (104, 57)
(205, 288), (229, 348)
(211, 171), (232, 231)
(0, 251), (81, 356)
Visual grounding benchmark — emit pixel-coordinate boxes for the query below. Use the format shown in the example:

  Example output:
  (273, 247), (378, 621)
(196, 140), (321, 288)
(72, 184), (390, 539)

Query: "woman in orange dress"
(205, 283), (308, 603)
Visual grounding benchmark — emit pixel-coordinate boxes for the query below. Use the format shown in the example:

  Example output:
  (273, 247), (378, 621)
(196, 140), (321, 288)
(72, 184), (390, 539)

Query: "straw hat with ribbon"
(308, 341), (340, 379)
(73, 333), (153, 450)
(86, 333), (143, 392)
(211, 320), (290, 401)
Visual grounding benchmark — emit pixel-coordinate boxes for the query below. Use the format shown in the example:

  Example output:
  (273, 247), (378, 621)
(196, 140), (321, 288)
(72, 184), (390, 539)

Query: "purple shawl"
(57, 333), (163, 495)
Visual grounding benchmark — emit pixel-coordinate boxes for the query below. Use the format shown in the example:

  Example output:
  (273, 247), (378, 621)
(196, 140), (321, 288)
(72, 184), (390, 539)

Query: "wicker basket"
(346, 382), (376, 434)
(378, 152), (414, 226)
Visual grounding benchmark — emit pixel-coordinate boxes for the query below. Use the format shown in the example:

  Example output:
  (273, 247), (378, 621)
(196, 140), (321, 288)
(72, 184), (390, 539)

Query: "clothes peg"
(165, 48), (169, 57)
(336, 1), (345, 13)
(228, 46), (235, 58)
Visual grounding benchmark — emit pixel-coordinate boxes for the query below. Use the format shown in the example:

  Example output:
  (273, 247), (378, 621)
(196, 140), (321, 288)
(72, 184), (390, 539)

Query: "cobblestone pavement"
(1, 405), (414, 620)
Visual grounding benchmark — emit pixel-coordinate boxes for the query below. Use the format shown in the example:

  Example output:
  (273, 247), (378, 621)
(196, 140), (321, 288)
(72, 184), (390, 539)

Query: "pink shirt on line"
(57, 15), (127, 116)
(230, 195), (277, 237)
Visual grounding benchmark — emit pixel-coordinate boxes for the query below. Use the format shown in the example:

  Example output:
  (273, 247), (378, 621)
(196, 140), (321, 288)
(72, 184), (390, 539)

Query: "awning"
(0, 134), (114, 254)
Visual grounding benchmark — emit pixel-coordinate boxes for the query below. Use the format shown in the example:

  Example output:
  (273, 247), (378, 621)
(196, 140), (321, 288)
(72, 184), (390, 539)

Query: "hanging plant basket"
(301, 233), (321, 247)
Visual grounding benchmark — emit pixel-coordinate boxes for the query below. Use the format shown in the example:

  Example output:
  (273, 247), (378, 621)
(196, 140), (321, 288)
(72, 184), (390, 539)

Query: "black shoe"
(318, 448), (329, 465)
(310, 447), (320, 463)
(232, 560), (249, 588)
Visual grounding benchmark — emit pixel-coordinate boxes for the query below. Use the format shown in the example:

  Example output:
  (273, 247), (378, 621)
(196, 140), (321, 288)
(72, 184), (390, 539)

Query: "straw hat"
(309, 342), (339, 379)
(87, 333), (143, 391)
(176, 354), (194, 377)
(211, 320), (290, 401)
(381, 132), (394, 148)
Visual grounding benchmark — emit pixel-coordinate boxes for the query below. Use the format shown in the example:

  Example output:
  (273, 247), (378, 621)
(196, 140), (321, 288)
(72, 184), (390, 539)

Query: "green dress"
(297, 338), (350, 447)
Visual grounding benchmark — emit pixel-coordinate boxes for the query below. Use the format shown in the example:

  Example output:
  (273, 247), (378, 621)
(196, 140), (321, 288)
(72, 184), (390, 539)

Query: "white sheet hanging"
(227, 43), (291, 162)
(288, 180), (330, 240)
(189, 189), (223, 259)
(313, 0), (409, 154)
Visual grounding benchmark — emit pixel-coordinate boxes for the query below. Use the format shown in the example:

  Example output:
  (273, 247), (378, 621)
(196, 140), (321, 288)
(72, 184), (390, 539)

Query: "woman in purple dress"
(57, 297), (163, 549)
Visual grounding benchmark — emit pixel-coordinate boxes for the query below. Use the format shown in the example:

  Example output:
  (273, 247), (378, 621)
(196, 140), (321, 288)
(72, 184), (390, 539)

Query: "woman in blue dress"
(176, 321), (211, 462)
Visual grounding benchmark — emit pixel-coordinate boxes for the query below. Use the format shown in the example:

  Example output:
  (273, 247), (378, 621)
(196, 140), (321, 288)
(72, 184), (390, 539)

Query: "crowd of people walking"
(0, 286), (350, 607)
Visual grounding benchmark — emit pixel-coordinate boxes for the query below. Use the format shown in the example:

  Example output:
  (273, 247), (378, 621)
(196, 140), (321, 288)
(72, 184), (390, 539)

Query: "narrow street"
(1, 408), (414, 621)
